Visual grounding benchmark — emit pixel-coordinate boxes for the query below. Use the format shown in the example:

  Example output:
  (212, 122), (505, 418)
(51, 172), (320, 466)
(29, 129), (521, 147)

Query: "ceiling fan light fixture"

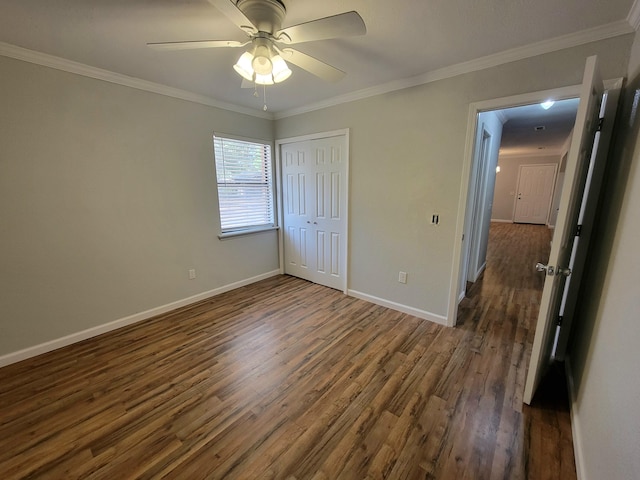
(271, 54), (292, 83)
(233, 51), (255, 81)
(251, 43), (273, 75)
(254, 72), (274, 85)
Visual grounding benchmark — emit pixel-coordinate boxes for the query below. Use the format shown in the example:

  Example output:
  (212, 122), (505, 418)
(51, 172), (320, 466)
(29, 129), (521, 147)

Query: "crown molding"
(0, 42), (273, 120)
(274, 20), (633, 119)
(628, 0), (640, 30)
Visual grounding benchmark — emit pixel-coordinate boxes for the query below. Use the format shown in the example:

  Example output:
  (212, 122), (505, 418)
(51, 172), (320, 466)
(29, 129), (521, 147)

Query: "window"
(213, 135), (275, 235)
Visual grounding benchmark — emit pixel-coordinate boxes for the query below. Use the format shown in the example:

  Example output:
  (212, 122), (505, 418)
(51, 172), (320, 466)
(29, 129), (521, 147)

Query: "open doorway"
(458, 97), (580, 303)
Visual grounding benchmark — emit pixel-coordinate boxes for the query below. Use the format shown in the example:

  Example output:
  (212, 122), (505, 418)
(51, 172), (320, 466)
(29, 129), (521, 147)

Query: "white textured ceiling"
(0, 0), (636, 116)
(499, 98), (580, 156)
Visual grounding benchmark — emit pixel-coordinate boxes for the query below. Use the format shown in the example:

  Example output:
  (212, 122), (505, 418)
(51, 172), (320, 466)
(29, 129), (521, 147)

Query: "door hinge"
(597, 118), (604, 132)
(576, 224), (582, 236)
(557, 315), (563, 327)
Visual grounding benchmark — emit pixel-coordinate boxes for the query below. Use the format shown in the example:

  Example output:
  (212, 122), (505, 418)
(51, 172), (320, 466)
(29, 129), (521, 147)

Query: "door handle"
(557, 267), (572, 277)
(536, 263), (571, 276)
(535, 262), (555, 275)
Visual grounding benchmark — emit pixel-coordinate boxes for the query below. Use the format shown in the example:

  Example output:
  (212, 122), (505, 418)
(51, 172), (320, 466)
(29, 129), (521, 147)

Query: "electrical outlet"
(188, 269), (196, 280)
(431, 214), (439, 225)
(398, 271), (407, 284)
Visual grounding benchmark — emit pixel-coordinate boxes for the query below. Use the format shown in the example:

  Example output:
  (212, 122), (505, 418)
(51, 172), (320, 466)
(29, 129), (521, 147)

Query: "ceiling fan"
(147, 0), (367, 86)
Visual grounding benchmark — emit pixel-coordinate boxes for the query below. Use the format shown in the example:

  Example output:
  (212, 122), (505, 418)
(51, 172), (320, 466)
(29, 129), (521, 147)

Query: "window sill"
(218, 226), (279, 240)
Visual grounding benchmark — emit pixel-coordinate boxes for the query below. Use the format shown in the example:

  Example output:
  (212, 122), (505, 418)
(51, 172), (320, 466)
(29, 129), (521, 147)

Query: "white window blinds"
(213, 136), (274, 233)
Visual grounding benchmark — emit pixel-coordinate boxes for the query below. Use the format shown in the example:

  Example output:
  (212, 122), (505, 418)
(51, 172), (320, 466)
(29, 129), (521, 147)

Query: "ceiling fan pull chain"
(263, 84), (268, 111)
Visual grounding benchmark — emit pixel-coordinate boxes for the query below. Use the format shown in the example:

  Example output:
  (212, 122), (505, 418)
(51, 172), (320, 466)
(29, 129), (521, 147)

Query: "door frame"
(464, 127), (492, 287)
(513, 163), (559, 225)
(275, 128), (350, 294)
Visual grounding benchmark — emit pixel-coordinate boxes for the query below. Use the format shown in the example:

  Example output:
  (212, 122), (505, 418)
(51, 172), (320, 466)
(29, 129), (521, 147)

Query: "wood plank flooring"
(0, 222), (575, 479)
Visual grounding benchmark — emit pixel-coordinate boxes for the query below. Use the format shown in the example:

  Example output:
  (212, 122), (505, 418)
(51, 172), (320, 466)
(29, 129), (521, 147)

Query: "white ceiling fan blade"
(207, 0), (258, 35)
(147, 40), (247, 51)
(277, 11), (366, 44)
(280, 48), (345, 82)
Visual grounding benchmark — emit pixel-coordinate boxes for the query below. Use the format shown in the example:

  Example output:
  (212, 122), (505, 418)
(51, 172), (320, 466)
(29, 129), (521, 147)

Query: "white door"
(553, 86), (619, 360)
(513, 164), (557, 224)
(280, 134), (347, 291)
(523, 56), (603, 404)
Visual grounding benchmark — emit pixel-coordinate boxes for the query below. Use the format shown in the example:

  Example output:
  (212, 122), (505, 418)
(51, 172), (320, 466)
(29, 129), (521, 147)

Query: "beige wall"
(276, 36), (632, 319)
(492, 153), (562, 222)
(0, 56), (277, 357)
(567, 30), (640, 480)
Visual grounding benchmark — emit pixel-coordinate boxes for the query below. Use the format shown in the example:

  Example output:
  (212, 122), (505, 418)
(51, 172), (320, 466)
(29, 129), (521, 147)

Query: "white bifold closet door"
(280, 134), (347, 291)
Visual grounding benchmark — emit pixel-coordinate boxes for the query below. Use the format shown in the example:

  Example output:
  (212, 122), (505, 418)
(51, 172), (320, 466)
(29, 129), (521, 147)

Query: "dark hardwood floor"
(0, 222), (575, 479)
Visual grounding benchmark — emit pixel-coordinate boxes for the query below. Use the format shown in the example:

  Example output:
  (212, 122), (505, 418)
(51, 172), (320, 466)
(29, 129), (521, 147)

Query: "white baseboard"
(0, 269), (281, 368)
(458, 290), (466, 304)
(347, 290), (448, 326)
(491, 218), (513, 223)
(469, 263), (486, 283)
(565, 356), (586, 480)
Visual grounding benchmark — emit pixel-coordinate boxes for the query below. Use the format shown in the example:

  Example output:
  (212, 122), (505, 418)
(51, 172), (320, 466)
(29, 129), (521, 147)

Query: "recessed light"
(541, 100), (555, 110)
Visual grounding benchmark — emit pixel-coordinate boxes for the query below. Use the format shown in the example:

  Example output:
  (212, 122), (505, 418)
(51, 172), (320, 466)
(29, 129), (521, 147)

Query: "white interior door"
(280, 133), (347, 291)
(523, 56), (603, 404)
(553, 84), (620, 360)
(513, 164), (557, 224)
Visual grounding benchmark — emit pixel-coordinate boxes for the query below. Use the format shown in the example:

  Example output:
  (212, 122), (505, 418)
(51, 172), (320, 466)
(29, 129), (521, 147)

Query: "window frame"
(213, 133), (278, 239)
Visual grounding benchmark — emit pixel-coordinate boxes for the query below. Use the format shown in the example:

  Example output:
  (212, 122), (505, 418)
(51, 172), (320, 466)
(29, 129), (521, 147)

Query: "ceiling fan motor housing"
(236, 0), (286, 34)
